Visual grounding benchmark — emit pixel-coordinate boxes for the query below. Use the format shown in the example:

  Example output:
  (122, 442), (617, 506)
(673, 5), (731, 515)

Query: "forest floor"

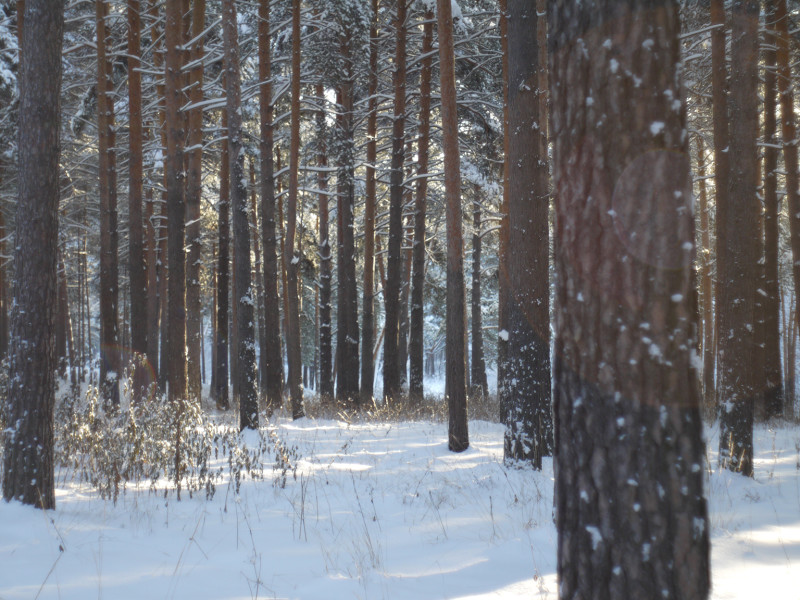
(0, 404), (799, 599)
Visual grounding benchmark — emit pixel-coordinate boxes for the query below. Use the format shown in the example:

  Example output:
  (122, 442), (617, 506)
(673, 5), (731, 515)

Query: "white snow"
(1, 421), (799, 599)
(651, 121), (666, 136)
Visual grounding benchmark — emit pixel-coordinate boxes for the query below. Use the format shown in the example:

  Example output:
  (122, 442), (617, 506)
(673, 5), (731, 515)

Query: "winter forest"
(1, 0), (799, 598)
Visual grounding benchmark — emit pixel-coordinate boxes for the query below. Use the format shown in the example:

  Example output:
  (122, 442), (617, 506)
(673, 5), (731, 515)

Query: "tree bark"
(503, 0), (552, 467)
(286, 0), (304, 419)
(383, 0), (408, 401)
(471, 200), (488, 399)
(317, 83), (334, 402)
(549, 1), (710, 595)
(717, 0), (758, 477)
(2, 0), (64, 509)
(437, 0), (468, 452)
(258, 0), (283, 415)
(185, 0), (205, 402)
(97, 0), (120, 408)
(409, 10), (434, 403)
(696, 138), (715, 415)
(361, 0), (379, 403)
(497, 0), (510, 406)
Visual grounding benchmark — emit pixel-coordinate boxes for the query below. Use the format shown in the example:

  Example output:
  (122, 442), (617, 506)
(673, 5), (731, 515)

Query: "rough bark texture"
(383, 0), (408, 401)
(222, 0), (258, 430)
(2, 0), (64, 509)
(409, 11), (434, 402)
(97, 0), (120, 408)
(127, 0), (147, 400)
(286, 0), (305, 419)
(549, 1), (710, 597)
(258, 0), (283, 415)
(763, 0), (783, 420)
(185, 0), (205, 402)
(437, 0), (468, 452)
(317, 83), (334, 402)
(335, 53), (360, 405)
(361, 0), (379, 404)
(503, 0), (552, 468)
(717, 0), (758, 477)
(165, 0), (186, 402)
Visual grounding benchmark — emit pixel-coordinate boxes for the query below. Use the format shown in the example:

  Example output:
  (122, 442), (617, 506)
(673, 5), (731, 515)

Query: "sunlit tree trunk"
(437, 0), (468, 452)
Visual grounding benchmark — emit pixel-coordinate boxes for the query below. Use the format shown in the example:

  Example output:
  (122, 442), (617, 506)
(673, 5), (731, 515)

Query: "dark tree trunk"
(710, 0), (729, 418)
(696, 138), (715, 415)
(409, 10), (434, 403)
(470, 201), (488, 400)
(763, 0), (784, 420)
(250, 163), (267, 406)
(497, 0), (510, 406)
(317, 83), (334, 402)
(2, 0), (64, 509)
(185, 0), (205, 402)
(145, 188), (159, 389)
(286, 0), (304, 419)
(549, 1), (710, 596)
(222, 0), (258, 429)
(717, 0), (758, 477)
(127, 0), (147, 401)
(97, 0), (120, 408)
(258, 0), (283, 415)
(165, 0), (186, 402)
(361, 0), (379, 403)
(383, 0), (408, 401)
(437, 0), (468, 452)
(503, 0), (552, 467)
(215, 113), (230, 409)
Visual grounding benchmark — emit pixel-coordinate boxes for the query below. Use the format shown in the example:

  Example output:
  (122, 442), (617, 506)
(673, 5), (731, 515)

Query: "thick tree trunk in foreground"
(549, 1), (710, 596)
(503, 0), (552, 467)
(2, 0), (64, 509)
(717, 0), (758, 477)
(437, 0), (468, 452)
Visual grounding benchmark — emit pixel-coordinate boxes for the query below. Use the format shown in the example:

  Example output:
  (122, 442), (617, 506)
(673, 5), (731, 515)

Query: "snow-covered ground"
(1, 416), (798, 599)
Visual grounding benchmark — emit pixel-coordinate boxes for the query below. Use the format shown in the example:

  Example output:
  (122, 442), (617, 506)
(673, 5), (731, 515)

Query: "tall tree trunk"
(258, 0), (283, 415)
(222, 0), (258, 429)
(471, 200), (488, 399)
(361, 0), (379, 403)
(763, 0), (784, 420)
(317, 83), (334, 401)
(145, 188), (159, 389)
(383, 0), (408, 401)
(286, 0), (304, 419)
(549, 1), (710, 595)
(185, 0), (205, 402)
(437, 0), (468, 452)
(710, 0), (729, 418)
(249, 162), (268, 407)
(165, 0), (186, 403)
(96, 0), (120, 408)
(128, 0), (148, 401)
(335, 65), (360, 403)
(2, 0), (64, 509)
(503, 0), (552, 467)
(409, 9), (434, 403)
(215, 112), (230, 410)
(717, 0), (758, 477)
